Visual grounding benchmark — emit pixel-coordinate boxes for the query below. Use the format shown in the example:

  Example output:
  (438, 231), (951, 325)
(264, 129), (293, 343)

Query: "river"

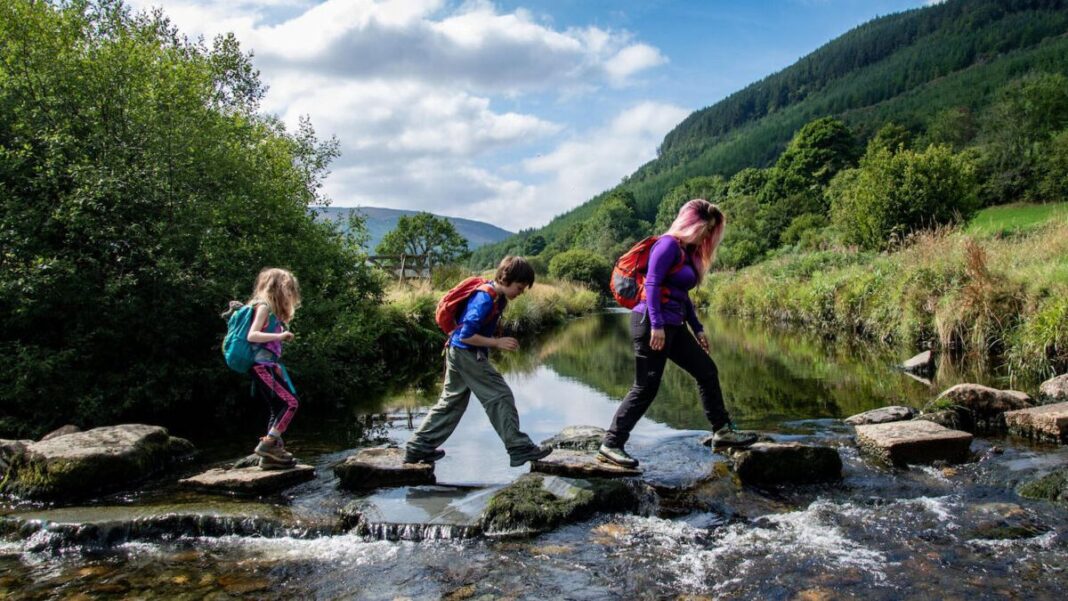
(2, 312), (1066, 599)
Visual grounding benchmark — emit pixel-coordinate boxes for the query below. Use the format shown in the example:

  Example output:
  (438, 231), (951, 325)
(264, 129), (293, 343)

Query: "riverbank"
(386, 277), (600, 337)
(701, 206), (1068, 381)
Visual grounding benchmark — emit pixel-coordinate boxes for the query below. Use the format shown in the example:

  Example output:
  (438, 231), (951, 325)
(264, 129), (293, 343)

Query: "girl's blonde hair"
(249, 267), (301, 323)
(664, 199), (725, 283)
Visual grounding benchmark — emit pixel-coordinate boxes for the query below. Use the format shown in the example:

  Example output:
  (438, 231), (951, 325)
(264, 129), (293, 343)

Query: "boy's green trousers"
(406, 346), (537, 458)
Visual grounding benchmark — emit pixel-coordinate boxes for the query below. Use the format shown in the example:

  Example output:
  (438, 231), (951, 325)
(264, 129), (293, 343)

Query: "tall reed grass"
(704, 218), (1068, 380)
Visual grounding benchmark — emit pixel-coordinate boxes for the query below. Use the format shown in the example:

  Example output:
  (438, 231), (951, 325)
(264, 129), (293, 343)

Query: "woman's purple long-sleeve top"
(633, 236), (704, 332)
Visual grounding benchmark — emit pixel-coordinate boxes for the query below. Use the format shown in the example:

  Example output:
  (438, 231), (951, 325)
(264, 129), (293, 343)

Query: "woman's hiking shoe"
(404, 449), (446, 464)
(711, 424), (758, 448)
(597, 444), (639, 468)
(255, 436), (295, 463)
(259, 456), (297, 470)
(509, 445), (553, 467)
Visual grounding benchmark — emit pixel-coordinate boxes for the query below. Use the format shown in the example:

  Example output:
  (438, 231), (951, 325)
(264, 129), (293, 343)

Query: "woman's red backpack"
(610, 236), (683, 309)
(435, 277), (499, 334)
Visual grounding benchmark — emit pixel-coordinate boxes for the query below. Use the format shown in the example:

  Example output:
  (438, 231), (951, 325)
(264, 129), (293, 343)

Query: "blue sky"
(129, 0), (932, 230)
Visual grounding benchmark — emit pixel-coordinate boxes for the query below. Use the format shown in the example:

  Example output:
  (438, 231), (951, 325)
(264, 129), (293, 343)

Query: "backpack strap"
(477, 282), (502, 324)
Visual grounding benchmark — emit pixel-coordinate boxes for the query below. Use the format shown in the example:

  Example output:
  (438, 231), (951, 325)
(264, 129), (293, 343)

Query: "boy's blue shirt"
(450, 285), (507, 350)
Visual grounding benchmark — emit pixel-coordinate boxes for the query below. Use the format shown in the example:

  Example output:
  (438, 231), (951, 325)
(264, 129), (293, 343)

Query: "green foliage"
(548, 249), (612, 294)
(376, 212), (470, 267)
(830, 144), (979, 250)
(0, 1), (438, 437)
(923, 107), (978, 150)
(1039, 129), (1068, 202)
(867, 122), (912, 154)
(573, 191), (647, 259)
(522, 234), (547, 256)
(653, 176), (728, 232)
(429, 263), (470, 290)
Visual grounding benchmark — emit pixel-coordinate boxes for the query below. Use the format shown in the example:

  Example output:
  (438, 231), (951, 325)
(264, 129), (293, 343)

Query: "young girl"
(245, 267), (301, 468)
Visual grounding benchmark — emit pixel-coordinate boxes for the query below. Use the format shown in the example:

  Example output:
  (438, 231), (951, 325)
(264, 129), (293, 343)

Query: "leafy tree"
(759, 117), (859, 203)
(548, 249), (612, 294)
(376, 212), (470, 268)
(924, 106), (977, 150)
(1038, 129), (1068, 202)
(0, 1), (437, 437)
(728, 168), (769, 198)
(575, 191), (646, 258)
(830, 144), (978, 250)
(653, 176), (728, 232)
(523, 234), (547, 256)
(867, 122), (912, 154)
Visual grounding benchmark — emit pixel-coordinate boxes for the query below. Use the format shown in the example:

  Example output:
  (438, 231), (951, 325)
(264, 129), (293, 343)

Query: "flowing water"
(2, 312), (1066, 600)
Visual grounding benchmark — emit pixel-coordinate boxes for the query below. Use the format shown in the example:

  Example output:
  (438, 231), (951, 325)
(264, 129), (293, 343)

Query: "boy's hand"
(280, 331), (295, 342)
(495, 337), (519, 351)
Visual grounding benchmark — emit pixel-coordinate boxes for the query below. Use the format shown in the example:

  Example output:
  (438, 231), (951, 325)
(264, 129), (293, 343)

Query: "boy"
(404, 256), (553, 467)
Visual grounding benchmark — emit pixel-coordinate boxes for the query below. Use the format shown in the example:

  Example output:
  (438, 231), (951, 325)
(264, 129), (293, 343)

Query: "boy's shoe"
(509, 445), (553, 467)
(597, 444), (639, 468)
(711, 424), (758, 448)
(404, 448), (446, 464)
(255, 436), (295, 463)
(259, 456), (297, 470)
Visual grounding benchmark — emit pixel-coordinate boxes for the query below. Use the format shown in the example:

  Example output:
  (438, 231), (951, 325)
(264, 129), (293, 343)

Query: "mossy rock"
(1017, 469), (1068, 503)
(480, 473), (650, 536)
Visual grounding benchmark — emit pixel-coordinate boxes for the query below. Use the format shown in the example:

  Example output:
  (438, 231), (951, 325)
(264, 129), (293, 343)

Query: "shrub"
(549, 249), (612, 294)
(830, 144), (979, 251)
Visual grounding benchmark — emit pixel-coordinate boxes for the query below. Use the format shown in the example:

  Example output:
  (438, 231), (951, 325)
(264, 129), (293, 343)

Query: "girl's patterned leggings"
(252, 363), (299, 435)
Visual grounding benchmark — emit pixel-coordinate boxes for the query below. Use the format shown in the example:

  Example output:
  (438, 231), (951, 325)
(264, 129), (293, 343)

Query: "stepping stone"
(928, 384), (1033, 432)
(334, 447), (435, 491)
(855, 420), (973, 466)
(530, 449), (641, 478)
(1004, 402), (1068, 444)
(180, 464), (315, 495)
(901, 350), (935, 376)
(845, 406), (917, 426)
(731, 443), (842, 485)
(541, 425), (606, 452)
(1039, 374), (1068, 405)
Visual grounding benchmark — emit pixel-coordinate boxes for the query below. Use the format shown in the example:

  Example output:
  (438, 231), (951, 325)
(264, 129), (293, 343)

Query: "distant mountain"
(314, 206), (513, 251)
(470, 0), (1068, 267)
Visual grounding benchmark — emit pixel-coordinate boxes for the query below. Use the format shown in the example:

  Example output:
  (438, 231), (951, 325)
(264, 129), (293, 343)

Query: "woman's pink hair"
(664, 199), (725, 282)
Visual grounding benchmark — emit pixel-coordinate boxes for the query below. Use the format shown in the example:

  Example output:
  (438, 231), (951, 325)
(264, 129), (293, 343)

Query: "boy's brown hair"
(496, 256), (535, 287)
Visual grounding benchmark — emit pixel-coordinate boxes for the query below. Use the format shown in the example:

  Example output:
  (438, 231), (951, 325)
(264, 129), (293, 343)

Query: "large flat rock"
(530, 449), (641, 478)
(540, 425), (606, 452)
(340, 485), (490, 541)
(334, 447), (435, 491)
(1004, 402), (1068, 444)
(0, 424), (195, 500)
(732, 443), (842, 485)
(845, 406), (917, 426)
(855, 420), (973, 466)
(480, 474), (649, 536)
(180, 464), (315, 495)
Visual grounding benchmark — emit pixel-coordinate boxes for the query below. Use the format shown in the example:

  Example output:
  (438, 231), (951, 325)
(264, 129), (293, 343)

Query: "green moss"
(481, 474), (639, 535)
(1018, 469), (1068, 502)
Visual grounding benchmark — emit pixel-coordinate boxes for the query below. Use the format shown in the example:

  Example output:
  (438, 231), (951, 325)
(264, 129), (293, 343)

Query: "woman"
(599, 199), (755, 468)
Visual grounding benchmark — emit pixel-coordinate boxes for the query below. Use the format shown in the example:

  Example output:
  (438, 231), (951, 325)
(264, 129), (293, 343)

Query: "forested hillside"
(470, 0), (1068, 269)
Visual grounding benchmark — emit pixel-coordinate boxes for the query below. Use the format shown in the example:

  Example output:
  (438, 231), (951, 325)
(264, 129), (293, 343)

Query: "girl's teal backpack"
(221, 301), (265, 373)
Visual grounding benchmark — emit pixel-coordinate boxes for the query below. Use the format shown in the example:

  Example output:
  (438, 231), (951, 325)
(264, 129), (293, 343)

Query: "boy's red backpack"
(435, 277), (500, 334)
(610, 236), (683, 309)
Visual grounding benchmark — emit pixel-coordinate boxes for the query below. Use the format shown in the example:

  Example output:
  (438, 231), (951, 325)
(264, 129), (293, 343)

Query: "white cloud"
(128, 1), (675, 231)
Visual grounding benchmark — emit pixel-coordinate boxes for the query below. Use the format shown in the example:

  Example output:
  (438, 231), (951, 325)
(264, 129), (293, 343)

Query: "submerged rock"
(540, 425), (606, 452)
(901, 350), (935, 376)
(730, 443), (842, 485)
(333, 447), (435, 490)
(926, 384), (1033, 432)
(1004, 402), (1068, 444)
(1017, 468), (1068, 503)
(0, 424), (195, 500)
(855, 420), (973, 467)
(531, 449), (641, 478)
(1039, 374), (1068, 405)
(845, 406), (917, 426)
(480, 473), (651, 536)
(180, 464), (315, 495)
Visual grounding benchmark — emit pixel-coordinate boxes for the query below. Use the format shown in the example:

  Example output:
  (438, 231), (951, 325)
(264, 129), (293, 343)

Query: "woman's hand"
(695, 331), (709, 353)
(649, 328), (666, 351)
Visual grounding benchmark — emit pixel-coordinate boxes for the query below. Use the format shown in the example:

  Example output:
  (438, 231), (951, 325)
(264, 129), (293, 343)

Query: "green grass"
(965, 202), (1068, 238)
